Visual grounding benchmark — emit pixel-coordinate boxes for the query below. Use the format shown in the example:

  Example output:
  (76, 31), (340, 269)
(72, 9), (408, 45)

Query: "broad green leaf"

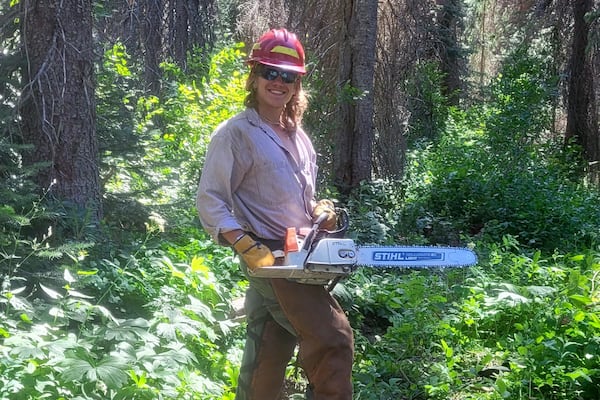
(566, 368), (592, 382)
(569, 294), (592, 306)
(94, 357), (130, 389)
(191, 256), (210, 274)
(60, 354), (129, 389)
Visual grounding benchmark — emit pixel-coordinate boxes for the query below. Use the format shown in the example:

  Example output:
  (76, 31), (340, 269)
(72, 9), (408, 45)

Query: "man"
(196, 28), (353, 400)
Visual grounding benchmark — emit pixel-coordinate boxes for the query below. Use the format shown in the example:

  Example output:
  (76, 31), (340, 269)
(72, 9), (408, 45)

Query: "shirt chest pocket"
(251, 157), (302, 206)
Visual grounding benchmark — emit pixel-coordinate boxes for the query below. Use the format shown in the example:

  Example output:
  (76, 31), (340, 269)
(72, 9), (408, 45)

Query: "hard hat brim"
(253, 60), (306, 74)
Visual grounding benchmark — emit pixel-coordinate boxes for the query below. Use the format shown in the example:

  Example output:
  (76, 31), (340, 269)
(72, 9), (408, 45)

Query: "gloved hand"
(313, 199), (337, 230)
(233, 234), (275, 271)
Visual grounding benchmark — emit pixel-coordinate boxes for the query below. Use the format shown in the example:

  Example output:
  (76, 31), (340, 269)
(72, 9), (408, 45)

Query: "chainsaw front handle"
(303, 213), (327, 251)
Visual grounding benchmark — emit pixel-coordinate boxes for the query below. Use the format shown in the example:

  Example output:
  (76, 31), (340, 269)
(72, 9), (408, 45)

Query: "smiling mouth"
(268, 88), (286, 95)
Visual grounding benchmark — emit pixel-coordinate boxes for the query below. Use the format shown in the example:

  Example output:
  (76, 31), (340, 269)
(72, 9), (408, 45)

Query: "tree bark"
(565, 0), (599, 182)
(333, 0), (378, 194)
(20, 0), (102, 223)
(142, 0), (163, 94)
(436, 0), (464, 106)
(168, 0), (189, 68)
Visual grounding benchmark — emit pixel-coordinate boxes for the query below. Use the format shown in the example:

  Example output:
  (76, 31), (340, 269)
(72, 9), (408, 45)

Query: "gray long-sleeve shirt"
(196, 108), (317, 243)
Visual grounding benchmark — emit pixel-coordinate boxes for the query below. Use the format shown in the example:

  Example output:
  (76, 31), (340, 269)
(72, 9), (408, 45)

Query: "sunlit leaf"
(9, 286), (27, 295)
(573, 310), (586, 322)
(566, 368), (592, 382)
(20, 313), (32, 323)
(191, 256), (209, 274)
(171, 267), (185, 279)
(67, 290), (94, 299)
(63, 269), (76, 283)
(76, 269), (98, 276)
(569, 294), (592, 306)
(39, 283), (63, 299)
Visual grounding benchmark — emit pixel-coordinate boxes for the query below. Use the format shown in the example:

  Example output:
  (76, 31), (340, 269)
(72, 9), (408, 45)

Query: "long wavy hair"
(244, 63), (309, 132)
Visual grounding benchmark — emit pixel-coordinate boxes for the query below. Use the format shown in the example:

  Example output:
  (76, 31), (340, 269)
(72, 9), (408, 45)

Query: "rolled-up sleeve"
(196, 125), (243, 242)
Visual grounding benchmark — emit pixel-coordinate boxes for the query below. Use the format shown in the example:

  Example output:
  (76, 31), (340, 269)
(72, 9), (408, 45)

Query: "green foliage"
(1, 228), (243, 400)
(100, 42), (248, 212)
(333, 47), (600, 398)
(2, 42), (251, 400)
(402, 52), (600, 250)
(349, 268), (463, 399)
(96, 41), (248, 240)
(342, 179), (407, 245)
(0, 184), (94, 283)
(97, 42), (144, 181)
(422, 242), (600, 400)
(301, 68), (342, 184)
(0, 142), (38, 220)
(342, 229), (600, 399)
(406, 61), (449, 142)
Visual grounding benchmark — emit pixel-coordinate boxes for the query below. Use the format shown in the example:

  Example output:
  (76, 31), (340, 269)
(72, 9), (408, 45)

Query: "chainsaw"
(248, 209), (478, 285)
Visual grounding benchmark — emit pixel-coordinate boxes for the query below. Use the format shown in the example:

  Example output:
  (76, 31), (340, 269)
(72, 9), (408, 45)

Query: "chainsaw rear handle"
(333, 208), (349, 235)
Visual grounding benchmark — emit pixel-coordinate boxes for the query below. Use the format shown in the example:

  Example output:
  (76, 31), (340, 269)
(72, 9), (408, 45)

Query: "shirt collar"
(245, 108), (262, 127)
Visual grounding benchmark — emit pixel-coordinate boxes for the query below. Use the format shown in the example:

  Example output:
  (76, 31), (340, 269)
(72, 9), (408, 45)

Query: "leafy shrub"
(1, 42), (250, 400)
(0, 234), (242, 400)
(402, 53), (600, 251)
(406, 61), (449, 144)
(100, 41), (248, 211)
(349, 267), (465, 399)
(424, 242), (600, 400)
(342, 179), (416, 245)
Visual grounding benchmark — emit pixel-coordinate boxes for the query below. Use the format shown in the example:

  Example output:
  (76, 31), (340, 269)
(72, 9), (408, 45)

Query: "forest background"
(1, 0), (600, 399)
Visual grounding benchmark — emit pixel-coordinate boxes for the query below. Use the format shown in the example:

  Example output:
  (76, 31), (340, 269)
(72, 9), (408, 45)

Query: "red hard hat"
(249, 29), (306, 74)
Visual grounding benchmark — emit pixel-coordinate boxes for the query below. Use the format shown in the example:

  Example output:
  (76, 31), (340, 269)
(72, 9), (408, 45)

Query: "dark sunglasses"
(257, 66), (299, 84)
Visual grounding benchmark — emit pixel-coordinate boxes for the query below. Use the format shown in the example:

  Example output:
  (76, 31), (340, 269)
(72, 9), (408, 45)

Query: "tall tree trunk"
(142, 0), (163, 94)
(168, 0), (189, 69)
(565, 0), (598, 182)
(436, 0), (464, 106)
(96, 0), (141, 57)
(20, 0), (102, 223)
(165, 0), (216, 71)
(333, 0), (378, 194)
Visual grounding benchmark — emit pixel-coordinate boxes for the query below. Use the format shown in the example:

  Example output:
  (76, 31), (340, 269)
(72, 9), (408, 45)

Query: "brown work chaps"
(235, 261), (354, 400)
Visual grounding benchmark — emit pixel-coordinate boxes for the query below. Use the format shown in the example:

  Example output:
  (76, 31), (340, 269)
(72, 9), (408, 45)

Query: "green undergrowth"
(1, 217), (246, 399)
(4, 222), (598, 399)
(346, 239), (600, 399)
